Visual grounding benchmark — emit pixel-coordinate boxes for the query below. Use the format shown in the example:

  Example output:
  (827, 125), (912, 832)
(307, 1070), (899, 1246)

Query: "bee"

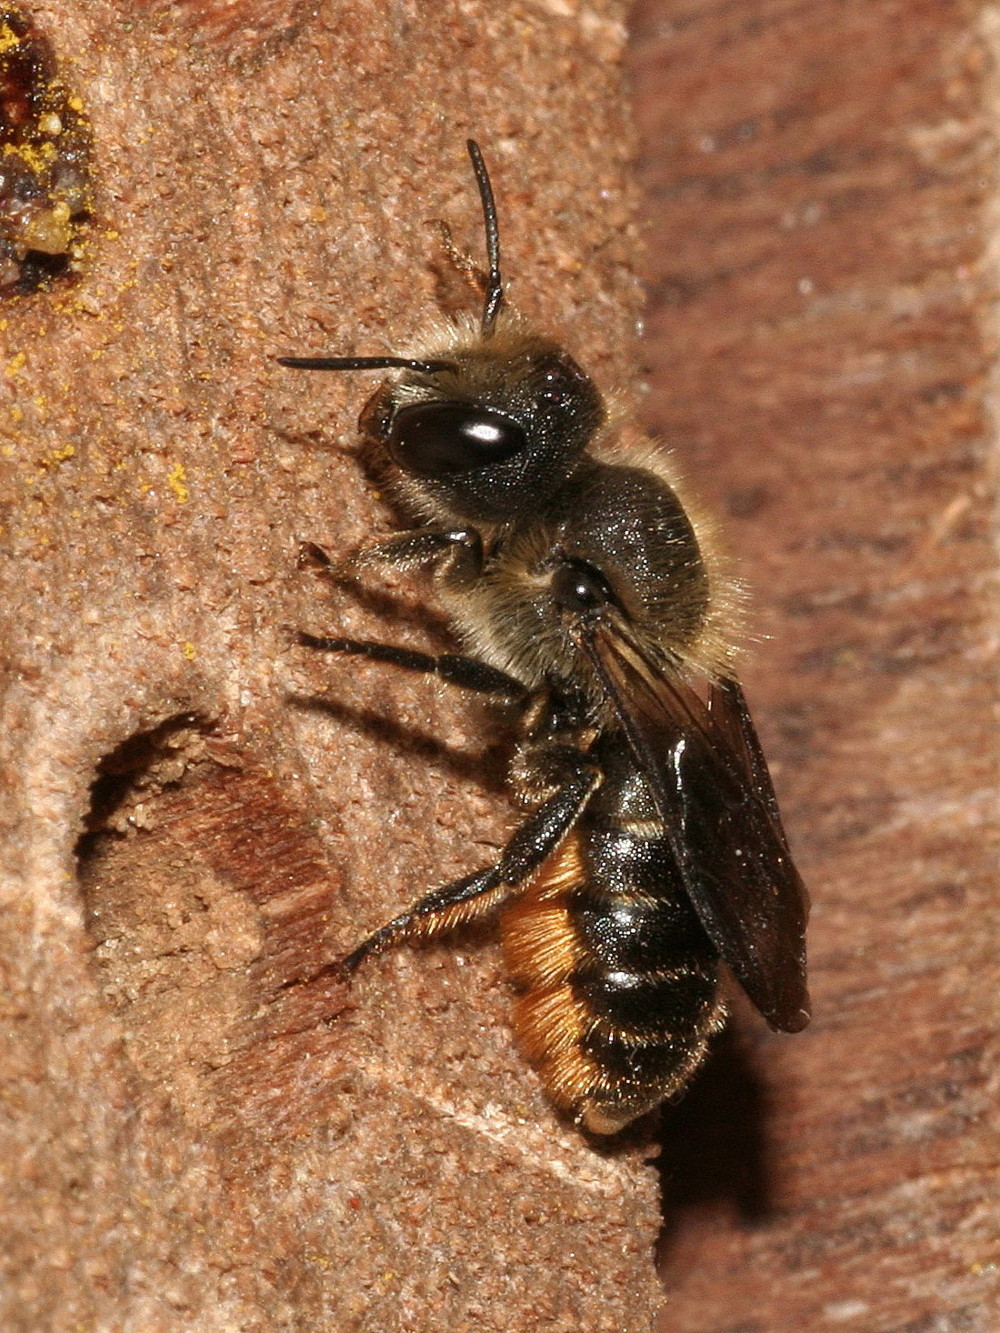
(279, 141), (810, 1134)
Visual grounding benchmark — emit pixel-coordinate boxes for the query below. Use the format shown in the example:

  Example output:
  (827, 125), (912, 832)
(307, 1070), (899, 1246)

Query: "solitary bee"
(279, 141), (809, 1134)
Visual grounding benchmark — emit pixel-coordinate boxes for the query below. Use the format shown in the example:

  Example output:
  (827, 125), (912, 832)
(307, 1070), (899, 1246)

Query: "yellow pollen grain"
(167, 462), (188, 503)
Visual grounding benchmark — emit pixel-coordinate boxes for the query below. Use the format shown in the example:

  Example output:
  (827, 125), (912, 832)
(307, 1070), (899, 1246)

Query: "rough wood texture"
(0, 2), (667, 1330)
(630, 2), (999, 1330)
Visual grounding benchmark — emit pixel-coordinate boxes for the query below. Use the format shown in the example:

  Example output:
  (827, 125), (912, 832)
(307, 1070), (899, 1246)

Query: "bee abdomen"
(575, 965), (717, 1041)
(500, 825), (725, 1134)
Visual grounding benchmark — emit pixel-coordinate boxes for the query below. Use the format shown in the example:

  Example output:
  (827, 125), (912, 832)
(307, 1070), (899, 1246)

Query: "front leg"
(298, 531), (524, 699)
(323, 746), (602, 979)
(301, 525), (483, 585)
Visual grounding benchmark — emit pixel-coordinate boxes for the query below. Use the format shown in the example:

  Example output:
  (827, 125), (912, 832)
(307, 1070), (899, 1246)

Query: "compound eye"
(551, 560), (617, 616)
(387, 402), (528, 478)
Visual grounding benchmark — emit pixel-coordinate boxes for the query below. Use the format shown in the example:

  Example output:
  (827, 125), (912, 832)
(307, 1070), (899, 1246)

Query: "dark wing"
(580, 621), (810, 1033)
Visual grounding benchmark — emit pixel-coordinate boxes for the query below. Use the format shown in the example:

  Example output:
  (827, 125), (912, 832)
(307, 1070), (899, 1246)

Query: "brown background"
(0, 1), (997, 1331)
(632, 2), (999, 1330)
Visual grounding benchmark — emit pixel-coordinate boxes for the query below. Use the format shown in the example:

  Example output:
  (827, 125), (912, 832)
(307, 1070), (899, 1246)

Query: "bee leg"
(331, 750), (602, 978)
(298, 632), (528, 700)
(301, 527), (483, 582)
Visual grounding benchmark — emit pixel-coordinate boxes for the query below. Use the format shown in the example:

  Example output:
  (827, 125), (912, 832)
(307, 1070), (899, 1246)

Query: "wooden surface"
(1, 0), (997, 1330)
(0, 2), (664, 1330)
(630, 2), (1000, 1330)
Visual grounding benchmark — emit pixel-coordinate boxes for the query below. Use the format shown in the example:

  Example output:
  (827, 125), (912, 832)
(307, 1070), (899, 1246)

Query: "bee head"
(357, 322), (604, 523)
(279, 140), (604, 523)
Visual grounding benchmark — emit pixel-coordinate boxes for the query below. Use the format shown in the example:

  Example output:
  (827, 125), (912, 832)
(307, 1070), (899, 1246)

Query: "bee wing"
(580, 622), (811, 1033)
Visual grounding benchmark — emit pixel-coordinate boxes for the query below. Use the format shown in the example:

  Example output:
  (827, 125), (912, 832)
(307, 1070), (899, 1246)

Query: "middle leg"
(299, 632), (528, 700)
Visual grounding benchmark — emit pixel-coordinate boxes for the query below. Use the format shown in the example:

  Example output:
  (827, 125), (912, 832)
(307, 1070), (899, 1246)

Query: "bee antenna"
(277, 355), (457, 375)
(466, 139), (503, 336)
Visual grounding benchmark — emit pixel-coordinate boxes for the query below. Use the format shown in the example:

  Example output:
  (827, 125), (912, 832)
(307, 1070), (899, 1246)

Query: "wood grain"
(0, 2), (663, 1329)
(630, 2), (999, 1330)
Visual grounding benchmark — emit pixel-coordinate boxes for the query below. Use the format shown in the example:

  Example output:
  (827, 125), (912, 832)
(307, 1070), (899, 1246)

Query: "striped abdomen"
(500, 797), (725, 1134)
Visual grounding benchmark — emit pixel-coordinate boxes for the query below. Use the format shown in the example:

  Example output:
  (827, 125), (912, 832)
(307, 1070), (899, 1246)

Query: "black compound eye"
(387, 401), (528, 478)
(551, 560), (617, 616)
